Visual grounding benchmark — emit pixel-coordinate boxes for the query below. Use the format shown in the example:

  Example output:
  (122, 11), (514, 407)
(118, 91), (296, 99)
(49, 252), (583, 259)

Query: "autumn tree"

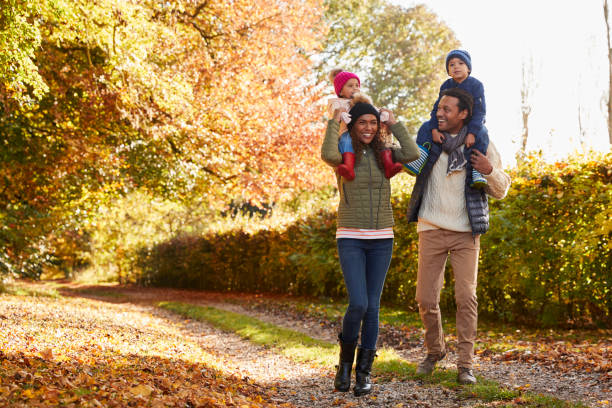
(0, 0), (328, 277)
(366, 5), (460, 132)
(318, 2), (459, 132)
(604, 0), (612, 144)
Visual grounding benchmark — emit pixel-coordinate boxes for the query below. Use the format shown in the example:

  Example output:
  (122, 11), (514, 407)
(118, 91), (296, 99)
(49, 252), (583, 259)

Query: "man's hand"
(470, 149), (493, 175)
(465, 133), (475, 148)
(432, 128), (445, 144)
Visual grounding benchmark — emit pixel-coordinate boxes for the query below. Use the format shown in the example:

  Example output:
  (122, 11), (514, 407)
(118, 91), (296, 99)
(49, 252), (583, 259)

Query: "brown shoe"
(457, 367), (476, 385)
(416, 352), (446, 375)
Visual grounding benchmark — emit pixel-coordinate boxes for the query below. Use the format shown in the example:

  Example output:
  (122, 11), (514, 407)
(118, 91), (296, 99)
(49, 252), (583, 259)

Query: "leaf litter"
(0, 293), (287, 407)
(3, 281), (611, 407)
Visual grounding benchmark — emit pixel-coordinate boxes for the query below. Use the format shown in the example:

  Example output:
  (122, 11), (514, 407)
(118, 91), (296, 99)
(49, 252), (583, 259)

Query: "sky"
(390, 0), (611, 165)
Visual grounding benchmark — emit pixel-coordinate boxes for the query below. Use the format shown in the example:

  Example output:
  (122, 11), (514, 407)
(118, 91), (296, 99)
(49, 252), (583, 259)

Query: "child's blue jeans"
(338, 132), (354, 154)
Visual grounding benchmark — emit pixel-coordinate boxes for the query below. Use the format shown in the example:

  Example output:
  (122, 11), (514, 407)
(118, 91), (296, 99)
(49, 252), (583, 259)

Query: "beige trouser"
(416, 229), (480, 369)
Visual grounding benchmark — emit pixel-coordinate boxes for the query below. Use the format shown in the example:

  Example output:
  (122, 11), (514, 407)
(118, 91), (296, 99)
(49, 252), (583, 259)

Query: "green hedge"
(136, 153), (611, 327)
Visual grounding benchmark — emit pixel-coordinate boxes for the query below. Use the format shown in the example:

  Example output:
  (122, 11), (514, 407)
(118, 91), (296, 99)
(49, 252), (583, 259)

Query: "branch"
(182, 11), (281, 42)
(187, 1), (210, 19)
(606, 0), (611, 53)
(200, 165), (239, 182)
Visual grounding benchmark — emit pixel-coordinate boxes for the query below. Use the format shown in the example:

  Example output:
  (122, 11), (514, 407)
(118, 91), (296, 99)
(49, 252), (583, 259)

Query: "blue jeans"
(337, 238), (393, 349)
(338, 132), (354, 154)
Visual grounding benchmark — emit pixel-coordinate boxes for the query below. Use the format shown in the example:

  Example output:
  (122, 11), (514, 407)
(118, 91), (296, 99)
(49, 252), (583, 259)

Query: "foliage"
(135, 152), (611, 328)
(80, 189), (212, 283)
(0, 0), (53, 103)
(366, 4), (460, 132)
(318, 2), (459, 131)
(480, 152), (612, 327)
(1, 0), (329, 278)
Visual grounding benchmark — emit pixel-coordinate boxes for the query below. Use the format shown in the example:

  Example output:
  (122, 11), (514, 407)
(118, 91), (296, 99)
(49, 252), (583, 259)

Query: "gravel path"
(149, 304), (483, 408)
(60, 285), (610, 407)
(54, 286), (485, 407)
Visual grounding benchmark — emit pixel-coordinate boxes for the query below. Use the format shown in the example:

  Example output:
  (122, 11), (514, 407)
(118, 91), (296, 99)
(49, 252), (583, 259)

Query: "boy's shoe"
(415, 352), (446, 375)
(403, 143), (430, 176)
(457, 367), (477, 385)
(470, 168), (488, 189)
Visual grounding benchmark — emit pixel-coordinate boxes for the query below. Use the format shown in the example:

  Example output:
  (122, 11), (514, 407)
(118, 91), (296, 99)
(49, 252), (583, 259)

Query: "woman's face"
(353, 114), (378, 144)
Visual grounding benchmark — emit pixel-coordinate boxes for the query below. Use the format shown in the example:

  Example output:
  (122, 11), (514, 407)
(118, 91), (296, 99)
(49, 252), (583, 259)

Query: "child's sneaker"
(470, 169), (487, 188)
(404, 143), (430, 176)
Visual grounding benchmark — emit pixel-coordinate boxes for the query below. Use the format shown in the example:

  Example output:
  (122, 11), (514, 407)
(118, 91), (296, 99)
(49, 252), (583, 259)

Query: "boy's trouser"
(416, 121), (490, 155)
(415, 229), (480, 369)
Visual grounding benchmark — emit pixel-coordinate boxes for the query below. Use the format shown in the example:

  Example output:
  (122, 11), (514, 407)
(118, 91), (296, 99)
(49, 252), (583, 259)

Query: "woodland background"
(1, 0), (610, 328)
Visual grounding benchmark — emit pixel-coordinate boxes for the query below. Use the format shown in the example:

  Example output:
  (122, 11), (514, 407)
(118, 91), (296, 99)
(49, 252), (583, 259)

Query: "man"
(407, 88), (511, 384)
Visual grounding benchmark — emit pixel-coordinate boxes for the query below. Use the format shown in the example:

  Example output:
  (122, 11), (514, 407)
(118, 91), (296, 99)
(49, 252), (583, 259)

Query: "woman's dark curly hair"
(348, 93), (392, 169)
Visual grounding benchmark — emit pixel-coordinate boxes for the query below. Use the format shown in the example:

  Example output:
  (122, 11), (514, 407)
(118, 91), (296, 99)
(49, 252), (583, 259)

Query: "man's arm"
(470, 142), (511, 199)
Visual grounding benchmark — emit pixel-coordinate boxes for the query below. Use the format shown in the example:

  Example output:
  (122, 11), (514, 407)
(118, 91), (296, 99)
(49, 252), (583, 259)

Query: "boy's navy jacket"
(429, 76), (485, 136)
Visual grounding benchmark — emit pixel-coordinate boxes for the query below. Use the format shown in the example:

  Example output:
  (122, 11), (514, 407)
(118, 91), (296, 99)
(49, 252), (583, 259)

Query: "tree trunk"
(519, 60), (533, 158)
(521, 107), (530, 154)
(578, 105), (587, 148)
(604, 0), (612, 144)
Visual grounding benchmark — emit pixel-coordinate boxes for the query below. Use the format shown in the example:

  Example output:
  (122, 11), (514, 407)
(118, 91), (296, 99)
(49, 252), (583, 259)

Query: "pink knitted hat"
(333, 71), (360, 97)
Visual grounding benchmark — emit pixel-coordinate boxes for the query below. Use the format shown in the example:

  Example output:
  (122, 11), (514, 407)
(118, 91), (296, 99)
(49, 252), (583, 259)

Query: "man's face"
(436, 95), (467, 134)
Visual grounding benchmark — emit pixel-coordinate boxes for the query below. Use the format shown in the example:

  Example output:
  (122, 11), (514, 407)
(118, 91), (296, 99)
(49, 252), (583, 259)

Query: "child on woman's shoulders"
(327, 69), (403, 180)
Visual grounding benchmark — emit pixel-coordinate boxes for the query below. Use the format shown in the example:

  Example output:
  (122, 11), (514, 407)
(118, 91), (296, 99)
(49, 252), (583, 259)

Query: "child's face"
(340, 78), (360, 99)
(448, 58), (469, 83)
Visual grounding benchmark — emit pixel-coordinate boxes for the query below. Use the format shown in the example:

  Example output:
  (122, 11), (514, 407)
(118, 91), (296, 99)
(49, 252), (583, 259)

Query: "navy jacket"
(428, 76), (486, 137)
(407, 137), (489, 235)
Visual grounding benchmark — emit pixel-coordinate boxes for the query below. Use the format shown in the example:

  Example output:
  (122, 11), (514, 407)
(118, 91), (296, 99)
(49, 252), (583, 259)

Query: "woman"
(321, 94), (419, 396)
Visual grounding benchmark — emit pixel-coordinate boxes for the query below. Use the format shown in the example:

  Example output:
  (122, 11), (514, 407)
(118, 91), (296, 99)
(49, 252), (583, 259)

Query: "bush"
(129, 153), (612, 327)
(479, 152), (611, 327)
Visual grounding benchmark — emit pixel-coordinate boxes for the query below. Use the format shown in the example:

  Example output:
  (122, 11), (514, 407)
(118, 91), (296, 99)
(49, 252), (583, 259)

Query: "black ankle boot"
(354, 347), (376, 396)
(334, 333), (357, 392)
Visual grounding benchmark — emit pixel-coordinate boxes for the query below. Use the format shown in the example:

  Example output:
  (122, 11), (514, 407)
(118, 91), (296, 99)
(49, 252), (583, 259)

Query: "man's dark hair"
(440, 88), (473, 123)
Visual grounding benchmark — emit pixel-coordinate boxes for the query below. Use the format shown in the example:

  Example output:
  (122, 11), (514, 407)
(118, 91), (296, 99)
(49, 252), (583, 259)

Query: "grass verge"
(159, 301), (588, 408)
(0, 283), (61, 298)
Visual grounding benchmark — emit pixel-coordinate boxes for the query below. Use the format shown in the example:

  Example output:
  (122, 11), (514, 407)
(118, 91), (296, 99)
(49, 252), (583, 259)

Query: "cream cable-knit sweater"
(417, 138), (511, 233)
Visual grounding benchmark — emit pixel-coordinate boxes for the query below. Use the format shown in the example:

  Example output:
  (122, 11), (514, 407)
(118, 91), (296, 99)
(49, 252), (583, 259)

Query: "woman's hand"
(379, 108), (397, 126)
